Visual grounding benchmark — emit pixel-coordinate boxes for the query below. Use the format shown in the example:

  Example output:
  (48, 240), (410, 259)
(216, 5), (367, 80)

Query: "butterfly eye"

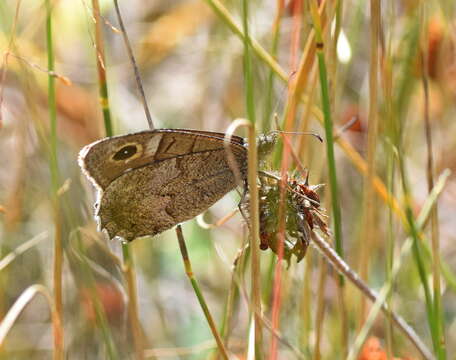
(112, 145), (138, 161)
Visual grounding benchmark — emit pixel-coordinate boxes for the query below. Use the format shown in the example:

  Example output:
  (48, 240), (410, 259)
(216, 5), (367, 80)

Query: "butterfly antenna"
(271, 130), (323, 142)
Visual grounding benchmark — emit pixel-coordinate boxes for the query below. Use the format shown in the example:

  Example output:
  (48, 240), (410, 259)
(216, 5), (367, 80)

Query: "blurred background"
(0, 0), (455, 359)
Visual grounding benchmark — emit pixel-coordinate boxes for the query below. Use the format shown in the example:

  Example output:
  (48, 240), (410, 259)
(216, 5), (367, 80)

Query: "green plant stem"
(45, 1), (64, 358)
(399, 157), (440, 355)
(46, 1), (58, 193)
(383, 3), (395, 356)
(92, 0), (113, 136)
(175, 226), (229, 360)
(420, 4), (446, 358)
(122, 242), (144, 360)
(242, 0), (256, 125)
(309, 1), (343, 269)
(309, 3), (347, 355)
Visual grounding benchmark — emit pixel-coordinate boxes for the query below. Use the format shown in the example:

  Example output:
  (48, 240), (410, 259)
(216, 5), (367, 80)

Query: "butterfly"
(79, 129), (248, 241)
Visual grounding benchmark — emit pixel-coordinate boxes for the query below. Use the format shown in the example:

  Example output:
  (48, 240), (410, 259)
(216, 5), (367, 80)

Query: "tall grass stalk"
(309, 1), (347, 355)
(240, 1), (262, 358)
(308, 0), (343, 281)
(420, 4), (446, 358)
(269, 2), (303, 358)
(358, 0), (380, 327)
(241, 0), (256, 127)
(121, 243), (144, 360)
(383, 4), (395, 354)
(226, 119), (262, 359)
(91, 0), (113, 137)
(45, 0), (64, 358)
(399, 158), (439, 355)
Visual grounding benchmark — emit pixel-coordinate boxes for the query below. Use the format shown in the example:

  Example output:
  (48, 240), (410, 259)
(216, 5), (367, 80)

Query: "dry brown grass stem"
(225, 119), (262, 356)
(359, 0), (381, 327)
(112, 0), (154, 130)
(123, 251), (145, 360)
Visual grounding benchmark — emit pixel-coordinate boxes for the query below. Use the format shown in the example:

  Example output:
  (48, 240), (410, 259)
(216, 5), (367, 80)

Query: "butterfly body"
(79, 129), (247, 241)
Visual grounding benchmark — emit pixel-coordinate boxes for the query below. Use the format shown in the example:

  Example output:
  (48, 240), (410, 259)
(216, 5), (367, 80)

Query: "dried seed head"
(242, 173), (329, 263)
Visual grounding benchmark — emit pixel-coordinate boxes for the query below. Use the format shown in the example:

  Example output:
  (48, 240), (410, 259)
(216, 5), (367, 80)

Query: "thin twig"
(112, 0), (154, 130)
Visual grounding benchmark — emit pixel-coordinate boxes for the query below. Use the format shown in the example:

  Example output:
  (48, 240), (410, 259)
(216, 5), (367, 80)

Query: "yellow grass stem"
(226, 119), (262, 359)
(358, 0), (381, 328)
(45, 0), (64, 357)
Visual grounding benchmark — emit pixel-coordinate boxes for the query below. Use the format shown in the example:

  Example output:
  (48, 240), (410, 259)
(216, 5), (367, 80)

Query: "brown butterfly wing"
(79, 129), (247, 241)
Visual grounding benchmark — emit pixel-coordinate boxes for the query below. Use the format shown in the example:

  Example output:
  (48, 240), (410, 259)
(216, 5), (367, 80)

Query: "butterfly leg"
(237, 179), (251, 230)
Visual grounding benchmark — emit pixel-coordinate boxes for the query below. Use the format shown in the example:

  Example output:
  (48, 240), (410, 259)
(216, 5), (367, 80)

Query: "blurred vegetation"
(0, 0), (456, 359)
